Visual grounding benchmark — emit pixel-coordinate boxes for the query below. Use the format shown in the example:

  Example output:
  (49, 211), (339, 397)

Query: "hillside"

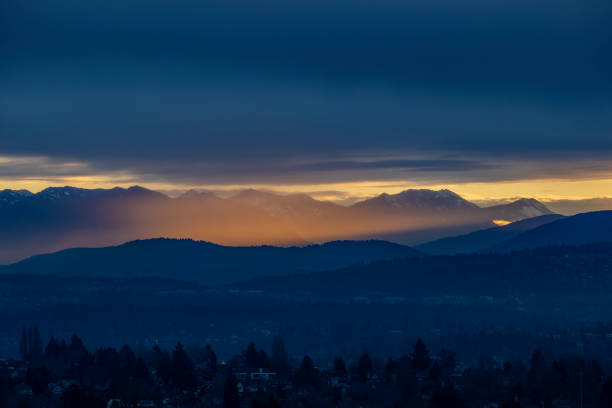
(416, 214), (564, 254)
(0, 238), (422, 285)
(492, 211), (612, 252)
(235, 244), (612, 300)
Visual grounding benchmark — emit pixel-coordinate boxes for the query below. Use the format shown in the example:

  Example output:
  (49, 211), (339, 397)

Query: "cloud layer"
(1, 0), (611, 192)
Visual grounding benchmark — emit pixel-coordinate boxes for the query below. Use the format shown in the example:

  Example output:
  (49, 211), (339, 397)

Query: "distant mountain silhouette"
(0, 189), (33, 208)
(0, 238), (422, 285)
(417, 214), (564, 254)
(0, 186), (552, 263)
(352, 189), (479, 213)
(347, 190), (553, 245)
(491, 210), (612, 252)
(480, 198), (553, 220)
(544, 197), (612, 215)
(353, 190), (552, 222)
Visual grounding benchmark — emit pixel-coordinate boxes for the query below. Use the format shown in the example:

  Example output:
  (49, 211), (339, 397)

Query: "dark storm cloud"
(1, 0), (611, 185)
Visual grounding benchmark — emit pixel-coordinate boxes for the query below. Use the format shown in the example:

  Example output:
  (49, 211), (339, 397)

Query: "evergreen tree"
(45, 337), (59, 358)
(529, 349), (547, 376)
(244, 342), (258, 369)
(411, 338), (431, 371)
(204, 344), (218, 371)
(438, 349), (456, 373)
(27, 327), (33, 361)
(96, 347), (121, 382)
(69, 334), (85, 351)
(25, 365), (53, 395)
(295, 356), (319, 388)
(271, 336), (290, 377)
(223, 375), (241, 408)
(256, 350), (272, 369)
(119, 345), (137, 374)
(20, 327), (28, 361)
(171, 342), (197, 389)
(30, 327), (43, 362)
(357, 352), (373, 382)
(430, 385), (464, 408)
(601, 377), (612, 408)
(133, 357), (150, 380)
(385, 357), (398, 382)
(333, 357), (347, 377)
(153, 345), (172, 386)
(268, 395), (281, 408)
(427, 361), (442, 384)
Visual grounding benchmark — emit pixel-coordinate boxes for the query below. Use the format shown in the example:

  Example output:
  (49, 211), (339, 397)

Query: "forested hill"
(0, 238), (421, 285)
(235, 243), (612, 300)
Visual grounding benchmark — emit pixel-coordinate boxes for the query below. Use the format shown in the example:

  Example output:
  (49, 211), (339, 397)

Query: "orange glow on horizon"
(3, 155), (612, 204)
(3, 176), (612, 204)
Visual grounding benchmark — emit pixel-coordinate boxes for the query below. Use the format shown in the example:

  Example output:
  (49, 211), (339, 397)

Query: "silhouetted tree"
(119, 344), (137, 375)
(529, 349), (547, 376)
(96, 347), (121, 382)
(69, 334), (85, 351)
(25, 365), (52, 395)
(357, 352), (373, 382)
(411, 338), (431, 371)
(204, 344), (218, 371)
(19, 326), (42, 362)
(60, 385), (104, 408)
(133, 357), (150, 379)
(271, 336), (290, 377)
(153, 345), (172, 385)
(430, 385), (464, 408)
(397, 356), (417, 403)
(427, 361), (441, 385)
(268, 395), (281, 408)
(601, 377), (612, 408)
(333, 357), (347, 377)
(244, 342), (258, 369)
(20, 328), (28, 361)
(30, 327), (43, 361)
(223, 375), (241, 408)
(171, 342), (197, 389)
(45, 337), (60, 358)
(295, 356), (319, 388)
(256, 350), (272, 369)
(438, 349), (456, 373)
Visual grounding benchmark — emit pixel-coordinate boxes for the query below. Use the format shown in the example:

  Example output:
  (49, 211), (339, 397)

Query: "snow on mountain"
(0, 189), (33, 207)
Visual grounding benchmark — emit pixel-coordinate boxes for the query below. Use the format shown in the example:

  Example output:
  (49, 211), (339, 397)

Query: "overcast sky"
(1, 0), (611, 200)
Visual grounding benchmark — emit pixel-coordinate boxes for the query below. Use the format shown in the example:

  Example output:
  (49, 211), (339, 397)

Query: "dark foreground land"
(3, 328), (612, 408)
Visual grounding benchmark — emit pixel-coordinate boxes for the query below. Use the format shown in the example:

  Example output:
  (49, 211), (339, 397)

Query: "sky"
(1, 0), (612, 203)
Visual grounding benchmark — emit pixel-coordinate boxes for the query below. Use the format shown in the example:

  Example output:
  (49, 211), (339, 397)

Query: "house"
(13, 383), (33, 397)
(551, 400), (573, 408)
(251, 368), (277, 381)
(136, 401), (157, 408)
(107, 399), (125, 408)
(48, 382), (65, 397)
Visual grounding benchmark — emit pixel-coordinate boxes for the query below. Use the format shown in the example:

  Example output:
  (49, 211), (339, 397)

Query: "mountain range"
(3, 210), (612, 285)
(0, 186), (554, 263)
